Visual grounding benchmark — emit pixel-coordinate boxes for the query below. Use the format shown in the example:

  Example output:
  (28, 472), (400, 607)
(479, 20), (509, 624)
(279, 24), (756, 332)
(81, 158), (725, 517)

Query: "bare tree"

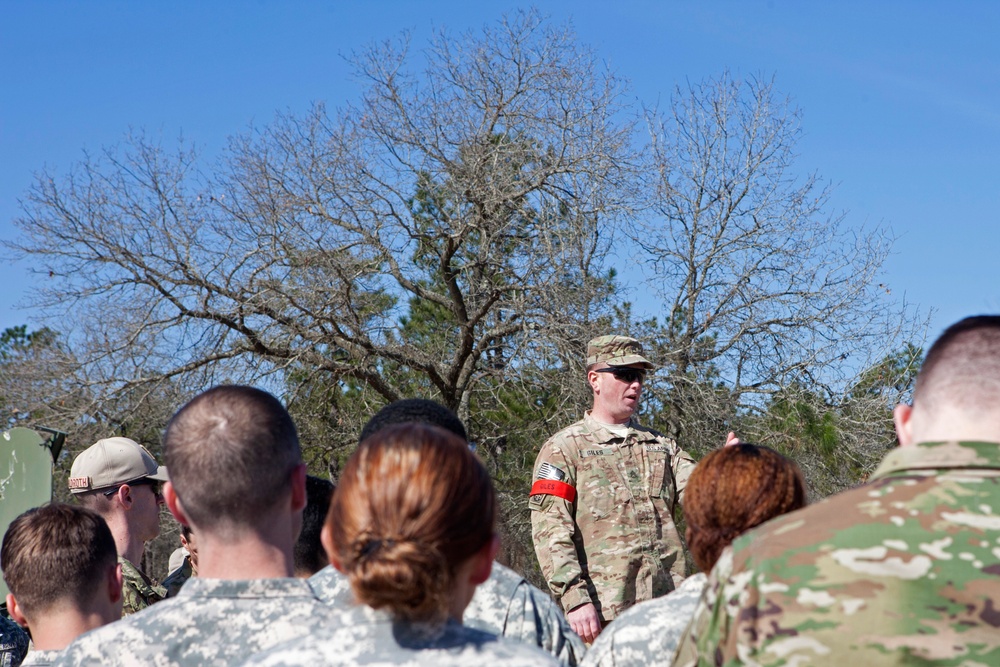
(636, 72), (924, 444)
(9, 11), (634, 433)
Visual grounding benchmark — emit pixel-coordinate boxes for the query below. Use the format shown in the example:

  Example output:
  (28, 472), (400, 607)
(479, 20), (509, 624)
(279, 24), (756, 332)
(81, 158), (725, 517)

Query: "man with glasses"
(531, 336), (717, 643)
(69, 437), (168, 616)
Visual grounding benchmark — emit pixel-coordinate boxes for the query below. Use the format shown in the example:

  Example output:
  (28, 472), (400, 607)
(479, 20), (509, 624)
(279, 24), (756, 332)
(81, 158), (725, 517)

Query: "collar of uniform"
(175, 576), (320, 600)
(346, 605), (490, 646)
(582, 411), (659, 444)
(871, 440), (1000, 480)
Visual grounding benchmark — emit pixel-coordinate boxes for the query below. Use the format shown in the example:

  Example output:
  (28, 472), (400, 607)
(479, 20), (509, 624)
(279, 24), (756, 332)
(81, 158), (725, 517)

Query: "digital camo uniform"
(0, 614), (28, 667)
(20, 650), (61, 666)
(309, 562), (586, 666)
(55, 577), (340, 666)
(672, 440), (1000, 667)
(240, 604), (560, 667)
(119, 555), (166, 615)
(530, 412), (696, 623)
(583, 572), (706, 667)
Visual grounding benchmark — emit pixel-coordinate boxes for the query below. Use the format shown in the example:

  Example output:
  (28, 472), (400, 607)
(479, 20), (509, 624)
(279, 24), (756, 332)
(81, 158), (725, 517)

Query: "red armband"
(530, 479), (577, 502)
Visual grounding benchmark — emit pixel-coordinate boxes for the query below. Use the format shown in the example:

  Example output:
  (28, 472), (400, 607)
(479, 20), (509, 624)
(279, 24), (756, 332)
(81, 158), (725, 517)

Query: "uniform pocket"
(645, 445), (669, 498)
(580, 454), (628, 520)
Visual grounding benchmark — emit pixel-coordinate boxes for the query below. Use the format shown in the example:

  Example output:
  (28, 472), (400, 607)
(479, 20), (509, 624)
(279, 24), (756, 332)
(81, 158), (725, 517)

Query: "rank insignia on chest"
(530, 462), (576, 502)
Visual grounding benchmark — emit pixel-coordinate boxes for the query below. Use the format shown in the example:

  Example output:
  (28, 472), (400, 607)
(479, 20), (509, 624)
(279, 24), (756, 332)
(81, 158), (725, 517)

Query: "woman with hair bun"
(244, 422), (558, 667)
(583, 443), (807, 667)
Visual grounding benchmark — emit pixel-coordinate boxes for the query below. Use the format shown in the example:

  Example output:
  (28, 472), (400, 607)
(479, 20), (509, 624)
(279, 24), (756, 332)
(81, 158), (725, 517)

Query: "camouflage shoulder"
(540, 418), (591, 455)
(309, 564), (355, 609)
(120, 571), (165, 615)
(586, 573), (707, 667)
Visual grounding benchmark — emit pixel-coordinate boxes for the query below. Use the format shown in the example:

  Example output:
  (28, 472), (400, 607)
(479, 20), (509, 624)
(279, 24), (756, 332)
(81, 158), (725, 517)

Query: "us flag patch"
(530, 462), (575, 502)
(537, 462), (566, 481)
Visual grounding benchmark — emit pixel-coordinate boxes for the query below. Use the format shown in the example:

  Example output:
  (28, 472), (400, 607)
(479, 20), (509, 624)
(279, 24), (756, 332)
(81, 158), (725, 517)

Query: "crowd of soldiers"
(1, 317), (999, 666)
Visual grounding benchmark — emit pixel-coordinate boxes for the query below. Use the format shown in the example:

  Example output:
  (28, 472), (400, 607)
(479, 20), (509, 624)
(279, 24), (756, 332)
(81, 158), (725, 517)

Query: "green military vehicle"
(0, 426), (65, 601)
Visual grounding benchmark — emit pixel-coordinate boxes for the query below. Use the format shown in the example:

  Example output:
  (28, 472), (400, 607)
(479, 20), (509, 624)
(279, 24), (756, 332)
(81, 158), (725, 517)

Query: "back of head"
(329, 422), (495, 622)
(359, 398), (467, 443)
(684, 444), (807, 572)
(2, 503), (117, 617)
(294, 475), (335, 577)
(164, 385), (301, 535)
(912, 315), (1000, 428)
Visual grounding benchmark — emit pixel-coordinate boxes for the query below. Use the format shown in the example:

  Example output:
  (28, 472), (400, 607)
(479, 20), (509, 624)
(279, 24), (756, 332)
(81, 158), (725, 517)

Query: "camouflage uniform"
(20, 650), (61, 666)
(308, 564), (353, 606)
(119, 555), (166, 616)
(530, 412), (696, 623)
(309, 563), (586, 666)
(161, 554), (193, 598)
(0, 614), (28, 667)
(240, 603), (560, 666)
(583, 572), (706, 667)
(55, 577), (341, 666)
(672, 440), (1000, 667)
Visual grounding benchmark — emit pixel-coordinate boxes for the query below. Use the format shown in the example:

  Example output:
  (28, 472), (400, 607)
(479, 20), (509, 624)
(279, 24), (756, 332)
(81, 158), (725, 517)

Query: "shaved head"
(915, 316), (1000, 411)
(900, 316), (1000, 443)
(164, 385), (301, 536)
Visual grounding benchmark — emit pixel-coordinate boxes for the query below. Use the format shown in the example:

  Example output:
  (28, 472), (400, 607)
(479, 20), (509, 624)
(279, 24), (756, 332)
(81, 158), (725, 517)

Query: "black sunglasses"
(103, 477), (162, 497)
(596, 367), (646, 384)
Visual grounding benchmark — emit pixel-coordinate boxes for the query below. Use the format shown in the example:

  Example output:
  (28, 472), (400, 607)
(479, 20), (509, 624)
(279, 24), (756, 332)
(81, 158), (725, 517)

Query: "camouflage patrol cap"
(586, 335), (654, 369)
(68, 436), (169, 494)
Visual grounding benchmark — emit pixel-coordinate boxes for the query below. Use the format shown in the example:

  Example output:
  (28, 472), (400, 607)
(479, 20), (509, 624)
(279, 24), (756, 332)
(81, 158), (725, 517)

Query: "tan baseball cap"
(586, 335), (654, 369)
(68, 437), (169, 494)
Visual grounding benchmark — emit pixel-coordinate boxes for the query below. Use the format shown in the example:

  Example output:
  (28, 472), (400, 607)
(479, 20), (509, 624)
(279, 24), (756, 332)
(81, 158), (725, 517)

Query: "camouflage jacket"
(240, 604), (560, 667)
(161, 555), (193, 598)
(309, 563), (585, 666)
(55, 577), (342, 666)
(0, 614), (29, 667)
(20, 650), (61, 666)
(583, 572), (705, 667)
(530, 412), (696, 622)
(119, 556), (166, 616)
(672, 440), (1000, 667)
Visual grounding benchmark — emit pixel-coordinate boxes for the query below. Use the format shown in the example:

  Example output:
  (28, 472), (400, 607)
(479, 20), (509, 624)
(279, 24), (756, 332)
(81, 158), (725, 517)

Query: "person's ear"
(290, 463), (308, 514)
(893, 404), (914, 447)
(587, 369), (601, 393)
(163, 482), (189, 526)
(469, 533), (499, 586)
(5, 593), (28, 629)
(321, 522), (343, 572)
(109, 562), (124, 604)
(117, 484), (134, 510)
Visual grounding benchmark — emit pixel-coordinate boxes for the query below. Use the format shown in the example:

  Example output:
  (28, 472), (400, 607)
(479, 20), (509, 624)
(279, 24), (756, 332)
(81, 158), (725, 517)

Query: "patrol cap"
(68, 437), (169, 494)
(586, 335), (654, 370)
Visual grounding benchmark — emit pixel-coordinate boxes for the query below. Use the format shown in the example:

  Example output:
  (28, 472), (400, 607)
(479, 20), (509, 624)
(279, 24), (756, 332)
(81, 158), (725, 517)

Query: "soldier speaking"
(529, 335), (699, 642)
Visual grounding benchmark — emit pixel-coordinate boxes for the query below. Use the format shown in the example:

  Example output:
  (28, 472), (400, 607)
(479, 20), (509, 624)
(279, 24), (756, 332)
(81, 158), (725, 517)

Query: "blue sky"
(2, 1), (997, 344)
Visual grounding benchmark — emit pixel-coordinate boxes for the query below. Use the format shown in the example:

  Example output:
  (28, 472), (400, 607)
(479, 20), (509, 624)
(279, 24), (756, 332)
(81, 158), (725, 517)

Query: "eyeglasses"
(596, 367), (646, 384)
(103, 478), (162, 498)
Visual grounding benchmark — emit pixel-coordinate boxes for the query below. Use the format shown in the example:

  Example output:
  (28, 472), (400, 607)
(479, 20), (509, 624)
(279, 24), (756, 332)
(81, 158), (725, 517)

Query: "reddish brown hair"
(684, 444), (806, 572)
(327, 422), (496, 622)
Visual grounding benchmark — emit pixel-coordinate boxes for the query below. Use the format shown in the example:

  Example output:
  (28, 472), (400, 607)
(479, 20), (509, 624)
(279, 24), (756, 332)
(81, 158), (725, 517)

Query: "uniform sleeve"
(532, 584), (587, 666)
(670, 547), (737, 667)
(529, 441), (591, 613)
(670, 442), (697, 506)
